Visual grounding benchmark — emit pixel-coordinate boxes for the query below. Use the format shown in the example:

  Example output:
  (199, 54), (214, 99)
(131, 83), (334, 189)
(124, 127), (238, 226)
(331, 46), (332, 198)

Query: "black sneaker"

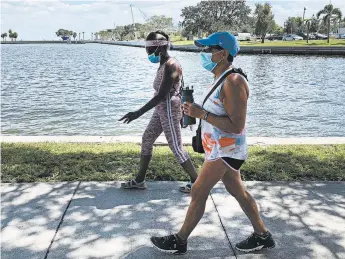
(235, 231), (275, 252)
(150, 234), (187, 255)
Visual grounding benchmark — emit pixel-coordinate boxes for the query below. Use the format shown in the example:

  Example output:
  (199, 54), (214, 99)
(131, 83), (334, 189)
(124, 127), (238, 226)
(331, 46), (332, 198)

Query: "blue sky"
(1, 0), (345, 40)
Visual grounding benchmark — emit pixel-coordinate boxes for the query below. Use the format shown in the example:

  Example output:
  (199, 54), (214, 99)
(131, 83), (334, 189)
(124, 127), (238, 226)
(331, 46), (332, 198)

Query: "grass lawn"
(1, 143), (344, 182)
(172, 39), (345, 47)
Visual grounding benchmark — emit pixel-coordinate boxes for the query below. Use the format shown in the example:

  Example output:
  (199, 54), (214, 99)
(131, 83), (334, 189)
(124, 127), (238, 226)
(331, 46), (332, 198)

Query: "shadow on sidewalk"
(211, 181), (345, 259)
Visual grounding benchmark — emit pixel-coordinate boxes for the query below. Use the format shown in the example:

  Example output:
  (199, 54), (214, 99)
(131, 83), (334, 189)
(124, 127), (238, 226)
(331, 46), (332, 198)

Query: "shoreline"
(2, 40), (345, 55)
(101, 41), (345, 55)
(2, 136), (345, 145)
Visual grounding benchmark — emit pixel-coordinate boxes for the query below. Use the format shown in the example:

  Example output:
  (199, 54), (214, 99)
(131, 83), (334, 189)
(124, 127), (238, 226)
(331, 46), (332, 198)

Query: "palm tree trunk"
(307, 22), (310, 44)
(327, 17), (330, 43)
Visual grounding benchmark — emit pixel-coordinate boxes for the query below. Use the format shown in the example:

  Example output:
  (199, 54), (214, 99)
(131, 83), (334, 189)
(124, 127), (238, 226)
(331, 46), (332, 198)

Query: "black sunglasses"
(201, 45), (223, 53)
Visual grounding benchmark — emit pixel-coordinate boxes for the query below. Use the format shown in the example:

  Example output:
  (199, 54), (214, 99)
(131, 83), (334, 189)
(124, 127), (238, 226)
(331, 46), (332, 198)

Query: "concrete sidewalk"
(1, 181), (345, 259)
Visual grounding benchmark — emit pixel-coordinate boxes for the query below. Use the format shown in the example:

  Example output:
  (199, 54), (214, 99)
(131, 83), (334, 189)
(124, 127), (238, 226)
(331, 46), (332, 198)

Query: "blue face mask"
(200, 51), (223, 72)
(148, 46), (160, 63)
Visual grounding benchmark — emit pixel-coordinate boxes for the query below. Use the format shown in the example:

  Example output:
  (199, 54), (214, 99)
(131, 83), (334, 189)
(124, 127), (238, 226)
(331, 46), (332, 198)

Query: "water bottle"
(181, 86), (196, 126)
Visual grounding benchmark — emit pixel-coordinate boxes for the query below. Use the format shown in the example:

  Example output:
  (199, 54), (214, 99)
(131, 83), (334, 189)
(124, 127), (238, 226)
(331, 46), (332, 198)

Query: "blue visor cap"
(194, 32), (240, 57)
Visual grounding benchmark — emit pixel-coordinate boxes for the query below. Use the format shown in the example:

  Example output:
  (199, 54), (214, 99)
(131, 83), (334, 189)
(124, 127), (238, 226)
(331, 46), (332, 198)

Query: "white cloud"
(1, 0), (345, 40)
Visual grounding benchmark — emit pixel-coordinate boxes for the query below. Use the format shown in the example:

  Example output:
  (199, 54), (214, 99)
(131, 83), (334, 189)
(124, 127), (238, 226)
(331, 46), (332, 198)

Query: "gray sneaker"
(179, 183), (193, 193)
(121, 179), (147, 189)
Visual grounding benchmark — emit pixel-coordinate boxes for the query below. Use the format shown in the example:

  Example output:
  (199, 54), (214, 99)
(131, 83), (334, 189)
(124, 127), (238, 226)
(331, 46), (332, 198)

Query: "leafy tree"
(1, 33), (7, 41)
(254, 3), (275, 43)
(12, 32), (18, 41)
(285, 17), (304, 34)
(145, 15), (173, 33)
(55, 29), (72, 39)
(8, 29), (13, 41)
(181, 1), (251, 36)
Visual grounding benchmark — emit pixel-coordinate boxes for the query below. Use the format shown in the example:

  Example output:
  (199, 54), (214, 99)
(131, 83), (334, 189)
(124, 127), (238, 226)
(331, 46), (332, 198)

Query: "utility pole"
(303, 7), (306, 33)
(303, 7), (306, 21)
(130, 4), (136, 40)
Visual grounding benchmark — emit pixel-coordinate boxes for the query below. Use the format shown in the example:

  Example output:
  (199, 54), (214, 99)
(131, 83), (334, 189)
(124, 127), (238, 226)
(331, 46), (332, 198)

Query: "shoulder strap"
(202, 67), (248, 107)
(202, 68), (233, 107)
(196, 67), (248, 128)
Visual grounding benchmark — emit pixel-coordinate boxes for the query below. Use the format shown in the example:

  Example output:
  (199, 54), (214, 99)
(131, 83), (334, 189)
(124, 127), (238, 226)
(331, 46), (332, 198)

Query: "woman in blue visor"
(151, 32), (275, 254)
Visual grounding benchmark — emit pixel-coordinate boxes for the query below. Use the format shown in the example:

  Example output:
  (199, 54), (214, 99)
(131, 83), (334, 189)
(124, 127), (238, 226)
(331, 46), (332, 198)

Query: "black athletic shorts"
(221, 157), (245, 170)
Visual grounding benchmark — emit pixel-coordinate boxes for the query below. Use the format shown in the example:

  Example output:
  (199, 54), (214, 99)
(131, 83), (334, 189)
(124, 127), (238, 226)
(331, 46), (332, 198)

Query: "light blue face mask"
(148, 46), (160, 63)
(200, 51), (223, 72)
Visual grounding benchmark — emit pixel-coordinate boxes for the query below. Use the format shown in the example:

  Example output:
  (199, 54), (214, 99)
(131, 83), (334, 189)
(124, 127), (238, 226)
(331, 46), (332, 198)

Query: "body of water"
(1, 44), (345, 137)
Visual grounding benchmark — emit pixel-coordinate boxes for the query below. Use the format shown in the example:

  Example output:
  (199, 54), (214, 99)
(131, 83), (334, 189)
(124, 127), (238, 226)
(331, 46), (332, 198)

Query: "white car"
(234, 33), (252, 41)
(282, 34), (304, 41)
(334, 34), (345, 39)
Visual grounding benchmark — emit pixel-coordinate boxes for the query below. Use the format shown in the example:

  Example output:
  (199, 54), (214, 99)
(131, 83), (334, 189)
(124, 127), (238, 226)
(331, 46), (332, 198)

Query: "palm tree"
(317, 4), (342, 43)
(8, 29), (13, 41)
(304, 18), (312, 43)
(1, 33), (6, 41)
(73, 32), (77, 42)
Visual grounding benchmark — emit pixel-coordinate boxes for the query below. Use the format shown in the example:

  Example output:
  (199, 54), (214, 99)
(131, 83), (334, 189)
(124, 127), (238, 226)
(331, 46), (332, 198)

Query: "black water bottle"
(182, 86), (196, 126)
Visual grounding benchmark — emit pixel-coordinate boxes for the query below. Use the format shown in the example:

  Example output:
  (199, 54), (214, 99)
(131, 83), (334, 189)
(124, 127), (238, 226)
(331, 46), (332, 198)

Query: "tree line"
(5, 1), (342, 43)
(1, 29), (18, 41)
(97, 1), (344, 44)
(97, 15), (175, 41)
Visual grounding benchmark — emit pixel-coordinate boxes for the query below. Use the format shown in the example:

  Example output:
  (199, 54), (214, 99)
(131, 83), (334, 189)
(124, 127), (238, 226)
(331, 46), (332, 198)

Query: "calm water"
(1, 44), (345, 137)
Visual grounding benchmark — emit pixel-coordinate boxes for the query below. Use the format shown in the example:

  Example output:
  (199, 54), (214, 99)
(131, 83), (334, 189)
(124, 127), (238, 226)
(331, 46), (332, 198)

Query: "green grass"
(172, 39), (345, 47)
(1, 143), (344, 182)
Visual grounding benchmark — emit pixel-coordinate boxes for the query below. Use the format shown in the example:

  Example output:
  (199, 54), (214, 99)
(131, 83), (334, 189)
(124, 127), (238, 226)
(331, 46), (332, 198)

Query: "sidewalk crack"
(44, 181), (81, 259)
(210, 191), (238, 258)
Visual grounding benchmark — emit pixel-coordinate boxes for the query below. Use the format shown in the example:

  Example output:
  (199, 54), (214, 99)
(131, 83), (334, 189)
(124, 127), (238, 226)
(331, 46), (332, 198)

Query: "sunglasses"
(146, 46), (159, 55)
(201, 46), (224, 53)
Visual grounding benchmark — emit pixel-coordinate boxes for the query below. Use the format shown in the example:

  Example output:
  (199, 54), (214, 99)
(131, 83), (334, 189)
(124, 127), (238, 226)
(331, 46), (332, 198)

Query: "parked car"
(266, 35), (283, 41)
(234, 33), (252, 41)
(296, 32), (316, 40)
(282, 34), (303, 41)
(334, 34), (345, 39)
(313, 33), (328, 40)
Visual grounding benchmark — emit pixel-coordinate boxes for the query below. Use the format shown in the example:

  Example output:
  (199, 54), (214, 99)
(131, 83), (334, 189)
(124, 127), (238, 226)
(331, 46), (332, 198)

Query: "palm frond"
(332, 8), (342, 19)
(317, 10), (327, 19)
